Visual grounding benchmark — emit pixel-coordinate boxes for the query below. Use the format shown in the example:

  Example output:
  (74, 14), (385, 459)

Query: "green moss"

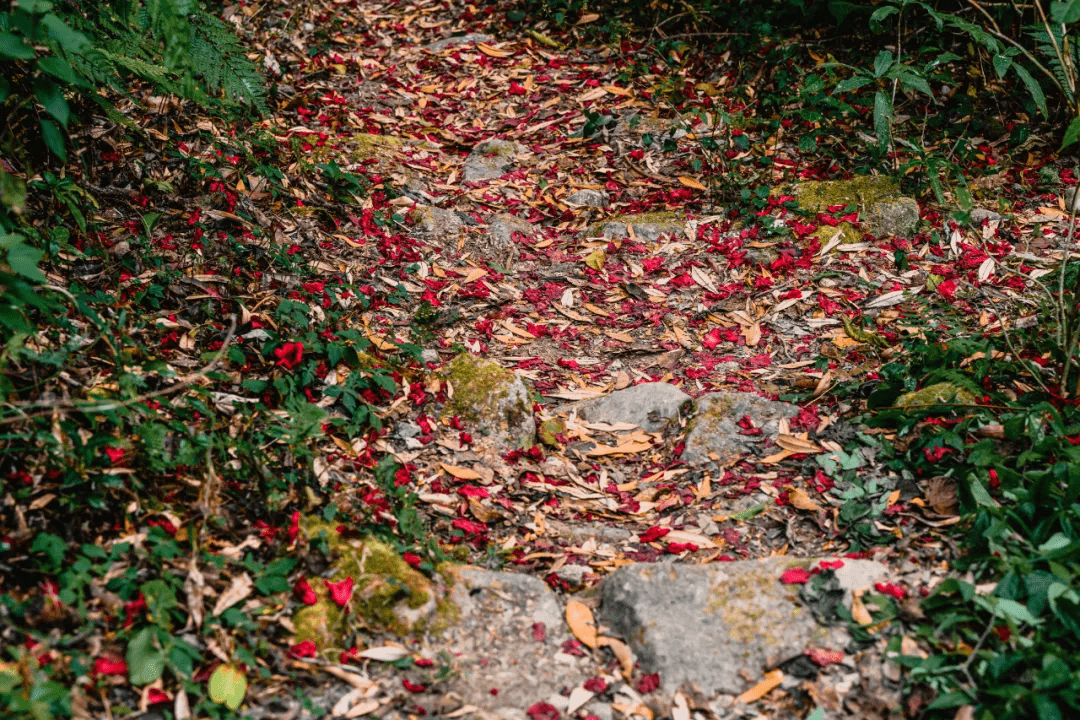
(895, 382), (979, 408)
(350, 133), (404, 162)
(788, 176), (901, 213)
(812, 222), (863, 249)
(604, 210), (682, 226)
(290, 518), (437, 651)
(441, 353), (515, 423)
(538, 418), (565, 447)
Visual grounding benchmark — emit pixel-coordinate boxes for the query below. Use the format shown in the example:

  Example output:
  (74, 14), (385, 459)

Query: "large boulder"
(682, 392), (797, 465)
(597, 557), (888, 698)
(441, 353), (536, 449)
(563, 382), (691, 433)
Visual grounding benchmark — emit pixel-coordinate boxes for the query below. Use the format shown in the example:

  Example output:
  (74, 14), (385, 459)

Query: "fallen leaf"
(597, 635), (633, 678)
(851, 590), (874, 625)
(678, 176), (707, 191)
(440, 463), (483, 480)
(211, 573), (253, 617)
(356, 646), (411, 662)
(736, 668), (784, 704)
(785, 486), (822, 512)
(567, 686), (594, 715)
(477, 43), (513, 58)
(565, 600), (598, 648)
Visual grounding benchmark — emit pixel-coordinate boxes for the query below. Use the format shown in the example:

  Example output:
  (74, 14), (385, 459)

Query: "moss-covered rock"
(291, 519), (439, 652)
(786, 176), (920, 238)
(812, 221), (862, 250)
(441, 353), (536, 449)
(790, 176), (901, 212)
(895, 382), (980, 408)
(350, 133), (404, 162)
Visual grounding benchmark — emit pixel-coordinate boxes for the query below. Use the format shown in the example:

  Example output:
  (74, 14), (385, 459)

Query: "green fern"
(1028, 24), (1080, 107)
(55, 0), (268, 117)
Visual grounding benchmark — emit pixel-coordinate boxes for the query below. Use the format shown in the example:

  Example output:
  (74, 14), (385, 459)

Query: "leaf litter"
(4, 0), (1078, 718)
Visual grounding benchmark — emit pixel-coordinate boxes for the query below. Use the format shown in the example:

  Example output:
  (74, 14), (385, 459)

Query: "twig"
(0, 315), (237, 425)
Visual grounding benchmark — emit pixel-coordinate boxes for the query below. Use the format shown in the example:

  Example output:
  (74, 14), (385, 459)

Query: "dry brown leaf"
(678, 176), (708, 191)
(211, 572), (253, 617)
(597, 635), (633, 678)
(440, 463), (482, 480)
(477, 43), (513, 58)
(736, 668), (784, 704)
(785, 486), (822, 512)
(565, 600), (598, 648)
(851, 590), (874, 625)
(925, 476), (959, 516)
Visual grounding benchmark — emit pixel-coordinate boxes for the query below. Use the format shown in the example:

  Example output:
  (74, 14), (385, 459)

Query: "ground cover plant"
(3, 0), (1080, 719)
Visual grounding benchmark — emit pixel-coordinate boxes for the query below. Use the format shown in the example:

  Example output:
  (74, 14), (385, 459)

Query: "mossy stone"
(790, 176), (901, 213)
(895, 382), (979, 408)
(350, 133), (404, 162)
(441, 353), (535, 446)
(291, 518), (438, 653)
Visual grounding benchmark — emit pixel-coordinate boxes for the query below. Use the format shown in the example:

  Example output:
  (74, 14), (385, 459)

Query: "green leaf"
(1062, 117), (1080, 151)
(994, 598), (1040, 625)
(37, 56), (74, 84)
(41, 14), (90, 53)
(992, 53), (1012, 79)
(34, 77), (69, 127)
(1012, 63), (1048, 117)
(873, 90), (893, 151)
(835, 76), (873, 94)
(39, 119), (66, 162)
(126, 627), (166, 685)
(8, 241), (46, 282)
(869, 6), (899, 25)
(209, 664), (247, 710)
(1, 172), (27, 215)
(1039, 532), (1072, 553)
(873, 50), (894, 78)
(0, 31), (34, 60)
(1052, 0), (1080, 24)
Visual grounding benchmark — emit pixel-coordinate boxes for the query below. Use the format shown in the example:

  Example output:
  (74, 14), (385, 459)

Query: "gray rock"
(409, 205), (464, 242)
(463, 139), (521, 183)
(409, 566), (591, 715)
(597, 557), (876, 698)
(594, 214), (685, 242)
(487, 213), (536, 249)
(866, 196), (920, 237)
(566, 189), (609, 208)
(552, 563), (591, 584)
(421, 348), (440, 364)
(424, 33), (495, 52)
(743, 246), (779, 266)
(969, 207), (1003, 224)
(565, 382), (691, 433)
(394, 422), (421, 440)
(683, 392), (798, 465)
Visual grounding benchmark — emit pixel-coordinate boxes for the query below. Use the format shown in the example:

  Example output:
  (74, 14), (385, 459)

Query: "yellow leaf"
(736, 668), (783, 704)
(565, 600), (598, 648)
(678, 176), (708, 191)
(585, 248), (606, 271)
